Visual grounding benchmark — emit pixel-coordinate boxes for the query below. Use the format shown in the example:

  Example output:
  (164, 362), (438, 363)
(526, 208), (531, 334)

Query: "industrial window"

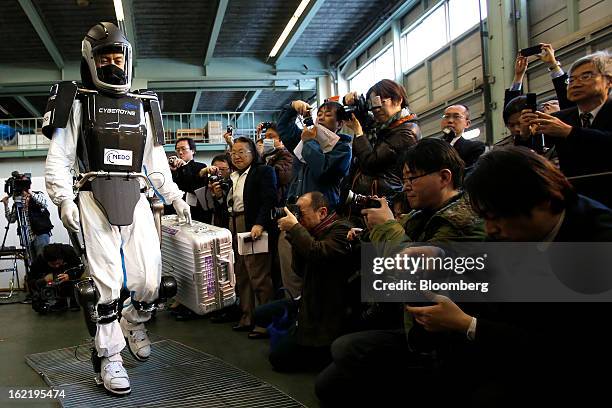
(449, 0), (487, 40)
(350, 46), (395, 95)
(403, 5), (447, 71)
(401, 0), (486, 72)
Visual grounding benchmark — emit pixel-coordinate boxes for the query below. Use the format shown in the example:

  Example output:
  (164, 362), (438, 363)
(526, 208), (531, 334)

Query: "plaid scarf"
(311, 212), (339, 237)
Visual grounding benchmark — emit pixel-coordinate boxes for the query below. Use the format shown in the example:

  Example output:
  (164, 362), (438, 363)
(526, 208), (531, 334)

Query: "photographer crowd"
(4, 44), (609, 404)
(159, 47), (611, 404)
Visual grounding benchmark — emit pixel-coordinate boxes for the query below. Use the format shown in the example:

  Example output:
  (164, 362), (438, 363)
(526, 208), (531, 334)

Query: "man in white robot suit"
(44, 22), (191, 396)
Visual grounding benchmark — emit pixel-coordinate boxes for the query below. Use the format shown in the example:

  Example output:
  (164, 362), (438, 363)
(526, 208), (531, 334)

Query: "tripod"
(0, 196), (32, 298)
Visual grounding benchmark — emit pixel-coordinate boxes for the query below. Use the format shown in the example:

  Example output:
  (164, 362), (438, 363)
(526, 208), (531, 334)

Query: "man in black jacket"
(440, 104), (485, 170)
(521, 50), (612, 207)
(316, 147), (612, 406)
(169, 137), (210, 222)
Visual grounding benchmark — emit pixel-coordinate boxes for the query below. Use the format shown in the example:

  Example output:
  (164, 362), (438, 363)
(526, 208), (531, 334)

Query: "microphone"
(442, 127), (456, 143)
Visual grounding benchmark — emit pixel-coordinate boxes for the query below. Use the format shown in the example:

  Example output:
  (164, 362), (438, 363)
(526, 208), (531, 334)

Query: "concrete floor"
(0, 300), (319, 407)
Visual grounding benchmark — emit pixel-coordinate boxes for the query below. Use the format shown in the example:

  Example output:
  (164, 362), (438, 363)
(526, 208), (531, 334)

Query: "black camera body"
(209, 174), (232, 192)
(271, 203), (301, 221)
(4, 171), (32, 197)
(303, 116), (314, 127)
(261, 122), (274, 134)
(341, 94), (369, 121)
(342, 190), (387, 211)
(226, 125), (234, 135)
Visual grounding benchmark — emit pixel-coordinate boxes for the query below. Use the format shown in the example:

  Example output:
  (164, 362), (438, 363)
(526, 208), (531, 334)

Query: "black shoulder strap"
(135, 90), (165, 146)
(42, 81), (79, 138)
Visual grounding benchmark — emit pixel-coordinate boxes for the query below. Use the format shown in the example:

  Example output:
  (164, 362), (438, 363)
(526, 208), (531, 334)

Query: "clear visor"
(94, 44), (127, 69)
(92, 44), (129, 86)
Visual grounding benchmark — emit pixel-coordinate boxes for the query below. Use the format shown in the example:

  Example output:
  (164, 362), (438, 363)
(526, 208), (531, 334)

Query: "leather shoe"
(247, 331), (270, 340)
(231, 324), (254, 332)
(210, 311), (239, 324)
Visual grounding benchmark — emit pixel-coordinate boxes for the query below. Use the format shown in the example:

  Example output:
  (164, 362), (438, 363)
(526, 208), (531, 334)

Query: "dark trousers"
(315, 329), (540, 407)
(230, 214), (273, 326)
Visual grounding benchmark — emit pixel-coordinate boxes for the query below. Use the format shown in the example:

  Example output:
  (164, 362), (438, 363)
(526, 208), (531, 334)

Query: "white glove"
(60, 199), (80, 232)
(172, 198), (192, 225)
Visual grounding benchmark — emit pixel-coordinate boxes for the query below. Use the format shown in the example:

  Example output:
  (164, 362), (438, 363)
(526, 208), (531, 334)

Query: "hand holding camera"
(291, 100), (311, 116)
(301, 125), (317, 142)
(276, 207), (299, 232)
(360, 196), (394, 229)
(168, 155), (185, 170)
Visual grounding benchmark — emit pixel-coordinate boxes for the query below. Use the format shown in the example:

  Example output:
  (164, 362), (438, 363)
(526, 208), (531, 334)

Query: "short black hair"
(402, 138), (465, 189)
(503, 95), (527, 124)
(232, 137), (262, 164)
(318, 101), (346, 122)
(464, 146), (575, 217)
(305, 191), (329, 211)
(175, 137), (196, 152)
(211, 154), (229, 166)
(43, 244), (67, 262)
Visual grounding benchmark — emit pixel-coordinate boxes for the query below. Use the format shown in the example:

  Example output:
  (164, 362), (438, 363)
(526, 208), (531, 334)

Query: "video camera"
(4, 171), (32, 198)
(271, 203), (301, 221)
(341, 94), (369, 121)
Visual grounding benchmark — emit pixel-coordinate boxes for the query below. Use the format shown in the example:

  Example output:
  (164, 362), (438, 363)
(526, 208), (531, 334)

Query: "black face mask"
(96, 64), (127, 85)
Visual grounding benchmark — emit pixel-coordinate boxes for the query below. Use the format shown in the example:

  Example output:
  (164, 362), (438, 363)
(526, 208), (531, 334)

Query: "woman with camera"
(343, 79), (421, 201)
(212, 137), (278, 330)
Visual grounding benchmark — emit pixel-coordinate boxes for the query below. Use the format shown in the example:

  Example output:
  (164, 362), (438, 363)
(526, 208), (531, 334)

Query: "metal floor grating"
(26, 338), (304, 408)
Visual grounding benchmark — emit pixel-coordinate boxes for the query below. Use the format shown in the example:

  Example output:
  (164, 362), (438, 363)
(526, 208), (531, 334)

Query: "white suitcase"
(161, 215), (235, 315)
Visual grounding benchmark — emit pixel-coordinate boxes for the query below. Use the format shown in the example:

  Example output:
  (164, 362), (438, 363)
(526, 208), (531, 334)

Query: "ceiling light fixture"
(268, 0), (311, 58)
(113, 0), (125, 22)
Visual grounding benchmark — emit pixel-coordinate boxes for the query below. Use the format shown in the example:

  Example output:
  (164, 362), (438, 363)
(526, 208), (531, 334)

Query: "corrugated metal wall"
(341, 0), (611, 142)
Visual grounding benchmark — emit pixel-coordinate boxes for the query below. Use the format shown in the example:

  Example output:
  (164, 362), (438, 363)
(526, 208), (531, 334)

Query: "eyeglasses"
(230, 150), (252, 157)
(565, 72), (602, 85)
(441, 113), (466, 120)
(402, 171), (438, 184)
(175, 146), (191, 153)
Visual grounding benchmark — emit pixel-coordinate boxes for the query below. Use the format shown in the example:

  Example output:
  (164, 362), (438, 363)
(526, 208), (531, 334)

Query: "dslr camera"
(261, 122), (274, 134)
(271, 203), (301, 221)
(341, 189), (388, 211)
(4, 171), (31, 198)
(209, 174), (232, 192)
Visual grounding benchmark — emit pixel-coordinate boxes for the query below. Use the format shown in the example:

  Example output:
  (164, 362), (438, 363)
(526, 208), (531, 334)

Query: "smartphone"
(519, 45), (542, 57)
(525, 93), (537, 112)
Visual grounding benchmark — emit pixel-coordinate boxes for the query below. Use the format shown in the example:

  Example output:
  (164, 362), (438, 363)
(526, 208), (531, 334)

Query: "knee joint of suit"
(157, 276), (177, 302)
(97, 300), (119, 324)
(131, 298), (156, 313)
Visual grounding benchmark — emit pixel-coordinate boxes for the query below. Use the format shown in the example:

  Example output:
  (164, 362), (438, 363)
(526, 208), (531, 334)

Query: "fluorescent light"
(269, 0), (311, 58)
(114, 0), (124, 21)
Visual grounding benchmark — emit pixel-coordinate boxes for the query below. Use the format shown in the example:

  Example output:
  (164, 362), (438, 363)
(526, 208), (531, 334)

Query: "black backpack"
(28, 198), (54, 235)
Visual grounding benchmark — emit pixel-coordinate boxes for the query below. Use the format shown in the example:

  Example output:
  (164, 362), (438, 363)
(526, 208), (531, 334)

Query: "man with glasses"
(440, 105), (485, 170)
(168, 137), (211, 223)
(520, 50), (612, 207)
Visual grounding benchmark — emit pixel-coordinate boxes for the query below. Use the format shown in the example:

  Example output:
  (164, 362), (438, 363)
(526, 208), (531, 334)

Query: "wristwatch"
(547, 60), (562, 72)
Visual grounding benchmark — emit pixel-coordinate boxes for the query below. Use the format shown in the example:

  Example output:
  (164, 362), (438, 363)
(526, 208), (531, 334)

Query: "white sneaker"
(101, 355), (131, 395)
(120, 318), (151, 361)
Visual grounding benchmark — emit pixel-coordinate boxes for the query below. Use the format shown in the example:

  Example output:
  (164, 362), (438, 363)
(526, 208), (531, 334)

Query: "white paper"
(237, 232), (268, 255)
(293, 124), (341, 163)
